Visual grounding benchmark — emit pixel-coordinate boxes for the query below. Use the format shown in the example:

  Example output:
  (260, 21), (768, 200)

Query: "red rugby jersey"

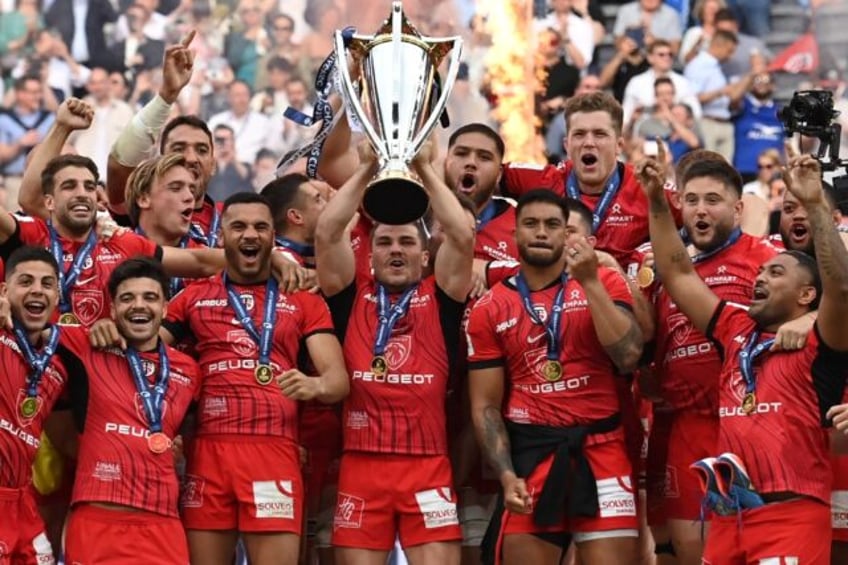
(466, 267), (633, 427)
(0, 215), (160, 327)
(327, 276), (464, 455)
(164, 275), (334, 440)
(475, 198), (518, 263)
(501, 161), (679, 269)
(706, 302), (847, 503)
(58, 326), (200, 517)
(190, 196), (224, 247)
(0, 327), (68, 488)
(654, 234), (778, 414)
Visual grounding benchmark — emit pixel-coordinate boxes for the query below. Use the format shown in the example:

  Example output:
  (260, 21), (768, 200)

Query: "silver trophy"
(335, 1), (463, 225)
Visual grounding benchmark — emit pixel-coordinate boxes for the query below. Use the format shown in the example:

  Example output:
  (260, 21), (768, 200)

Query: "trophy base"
(363, 172), (429, 225)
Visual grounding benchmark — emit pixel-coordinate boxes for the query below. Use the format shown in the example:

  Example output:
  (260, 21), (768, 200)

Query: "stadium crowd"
(2, 0), (848, 564)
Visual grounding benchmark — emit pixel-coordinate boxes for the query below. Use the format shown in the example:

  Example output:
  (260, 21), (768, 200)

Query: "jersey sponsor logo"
(719, 402), (782, 417)
(384, 335), (412, 369)
(104, 422), (161, 441)
(62, 254), (94, 271)
(181, 475), (205, 508)
(202, 397), (227, 417)
(94, 249), (123, 264)
(507, 407), (531, 423)
(15, 389), (43, 426)
(832, 490), (848, 529)
(415, 487), (459, 529)
(227, 329), (257, 357)
(665, 341), (713, 363)
(704, 273), (738, 285)
(495, 317), (518, 334)
(482, 241), (515, 262)
(0, 417), (40, 448)
(74, 274), (98, 287)
(527, 332), (546, 344)
(253, 480), (296, 519)
(206, 359), (283, 375)
(515, 376), (590, 395)
(194, 299), (228, 308)
(605, 204), (635, 226)
(346, 410), (368, 430)
(351, 370), (435, 385)
(73, 288), (104, 326)
(596, 476), (636, 518)
(334, 492), (365, 529)
(31, 532), (53, 564)
(757, 558), (798, 565)
(92, 461), (122, 482)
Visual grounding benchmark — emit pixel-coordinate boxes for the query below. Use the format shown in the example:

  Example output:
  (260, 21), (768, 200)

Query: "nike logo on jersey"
(527, 333), (546, 344)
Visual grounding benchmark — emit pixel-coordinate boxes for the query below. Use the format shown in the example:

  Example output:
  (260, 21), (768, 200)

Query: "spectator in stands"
(537, 28), (580, 125)
(252, 56), (293, 113)
(13, 29), (90, 101)
(726, 0), (770, 37)
(208, 79), (272, 163)
(742, 148), (782, 202)
(437, 61), (495, 152)
(225, 0), (271, 89)
(622, 39), (702, 124)
(114, 0), (168, 42)
(301, 0), (341, 74)
(572, 0), (606, 47)
(613, 0), (683, 56)
(713, 8), (770, 81)
(44, 0), (117, 71)
(197, 57), (236, 120)
(543, 73), (602, 161)
(732, 72), (784, 184)
(115, 3), (166, 78)
(0, 0), (43, 77)
(68, 68), (134, 178)
(630, 78), (702, 162)
(679, 0), (726, 65)
(0, 76), (55, 209)
(252, 147), (279, 192)
(258, 13), (302, 84)
(108, 71), (130, 103)
(684, 29), (750, 160)
(599, 34), (649, 104)
(207, 124), (254, 201)
(268, 76), (315, 157)
(536, 0), (595, 71)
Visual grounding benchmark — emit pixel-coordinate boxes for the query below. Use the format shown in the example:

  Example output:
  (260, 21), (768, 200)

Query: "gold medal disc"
(542, 360), (563, 382)
(254, 364), (274, 385)
(636, 267), (655, 289)
(371, 356), (388, 377)
(58, 312), (79, 326)
(20, 396), (37, 418)
(742, 392), (756, 415)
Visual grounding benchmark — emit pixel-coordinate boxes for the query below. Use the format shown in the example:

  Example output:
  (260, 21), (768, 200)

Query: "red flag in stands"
(768, 33), (819, 74)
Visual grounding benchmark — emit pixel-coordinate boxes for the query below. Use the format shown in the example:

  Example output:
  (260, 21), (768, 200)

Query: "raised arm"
(278, 331), (349, 403)
(413, 142), (474, 301)
(314, 145), (377, 296)
(784, 153), (848, 350)
(19, 98), (94, 218)
(314, 108), (359, 190)
(636, 142), (719, 333)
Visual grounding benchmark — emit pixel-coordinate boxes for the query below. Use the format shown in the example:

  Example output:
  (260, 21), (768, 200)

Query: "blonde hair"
(694, 0), (726, 23)
(125, 153), (195, 226)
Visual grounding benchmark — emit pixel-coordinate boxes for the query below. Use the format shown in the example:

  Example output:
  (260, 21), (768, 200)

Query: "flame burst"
(482, 0), (546, 163)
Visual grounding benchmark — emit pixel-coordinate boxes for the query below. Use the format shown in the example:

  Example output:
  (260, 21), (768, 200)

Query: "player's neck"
(139, 215), (183, 247)
(278, 227), (311, 246)
(194, 188), (210, 211)
(126, 335), (159, 353)
(578, 170), (615, 196)
(52, 217), (93, 243)
(225, 267), (271, 286)
(519, 261), (567, 291)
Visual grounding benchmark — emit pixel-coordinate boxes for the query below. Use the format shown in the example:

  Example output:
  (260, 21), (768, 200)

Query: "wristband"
(110, 95), (173, 168)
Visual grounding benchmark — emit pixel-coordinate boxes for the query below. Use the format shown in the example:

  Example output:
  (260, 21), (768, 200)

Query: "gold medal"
(20, 396), (37, 418)
(254, 364), (274, 385)
(147, 432), (171, 454)
(742, 392), (756, 415)
(371, 355), (388, 377)
(636, 266), (655, 289)
(58, 312), (79, 326)
(542, 360), (563, 382)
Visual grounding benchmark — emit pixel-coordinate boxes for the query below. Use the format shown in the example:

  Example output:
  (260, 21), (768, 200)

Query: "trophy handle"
(334, 30), (385, 157)
(406, 37), (464, 161)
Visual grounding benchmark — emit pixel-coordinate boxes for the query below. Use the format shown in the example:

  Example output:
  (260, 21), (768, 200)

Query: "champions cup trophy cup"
(336, 1), (463, 224)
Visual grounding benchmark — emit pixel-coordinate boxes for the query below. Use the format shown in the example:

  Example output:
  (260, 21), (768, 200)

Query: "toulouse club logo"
(668, 312), (693, 346)
(73, 289), (104, 327)
(227, 330), (256, 357)
(383, 335), (412, 369)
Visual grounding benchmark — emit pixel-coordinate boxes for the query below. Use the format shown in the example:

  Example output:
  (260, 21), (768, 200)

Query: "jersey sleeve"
(704, 300), (748, 356)
(113, 231), (163, 262)
(0, 215), (47, 259)
(599, 267), (634, 309)
(501, 162), (565, 198)
(485, 260), (519, 288)
(297, 291), (335, 338)
(163, 286), (193, 343)
(465, 293), (505, 369)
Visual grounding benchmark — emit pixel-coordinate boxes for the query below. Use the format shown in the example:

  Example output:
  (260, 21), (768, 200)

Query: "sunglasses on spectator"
(214, 136), (231, 144)
(758, 162), (775, 170)
(274, 25), (293, 31)
(654, 52), (673, 58)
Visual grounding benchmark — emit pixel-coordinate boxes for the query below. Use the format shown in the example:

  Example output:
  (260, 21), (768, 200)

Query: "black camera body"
(779, 89), (844, 173)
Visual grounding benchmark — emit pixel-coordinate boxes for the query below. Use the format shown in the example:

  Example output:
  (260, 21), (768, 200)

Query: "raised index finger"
(181, 29), (197, 48)
(784, 139), (799, 160)
(654, 136), (667, 164)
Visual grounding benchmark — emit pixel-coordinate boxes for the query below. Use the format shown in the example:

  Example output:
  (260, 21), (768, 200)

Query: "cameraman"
(732, 72), (784, 183)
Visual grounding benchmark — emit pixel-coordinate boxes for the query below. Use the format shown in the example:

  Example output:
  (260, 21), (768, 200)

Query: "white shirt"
(208, 110), (273, 163)
(68, 98), (134, 179)
(622, 69), (702, 124)
(684, 51), (730, 120)
(114, 12), (169, 42)
(70, 0), (89, 62)
(536, 12), (595, 70)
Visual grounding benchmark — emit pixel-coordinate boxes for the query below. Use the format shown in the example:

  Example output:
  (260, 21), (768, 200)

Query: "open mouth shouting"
(458, 173), (477, 195)
(22, 298), (47, 318)
(752, 284), (768, 302)
(788, 223), (809, 245)
(127, 310), (153, 328)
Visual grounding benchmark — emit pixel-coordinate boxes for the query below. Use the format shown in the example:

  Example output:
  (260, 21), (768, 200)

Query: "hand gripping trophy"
(335, 1), (463, 224)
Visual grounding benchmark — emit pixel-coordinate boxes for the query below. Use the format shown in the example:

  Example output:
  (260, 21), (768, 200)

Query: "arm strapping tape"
(110, 94), (173, 168)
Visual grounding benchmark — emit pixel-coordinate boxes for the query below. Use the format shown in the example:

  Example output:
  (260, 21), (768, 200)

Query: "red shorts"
(703, 498), (830, 564)
(0, 487), (54, 565)
(832, 455), (848, 542)
(502, 435), (638, 540)
(646, 410), (718, 525)
(300, 407), (341, 506)
(181, 435), (304, 534)
(332, 453), (461, 551)
(65, 504), (188, 564)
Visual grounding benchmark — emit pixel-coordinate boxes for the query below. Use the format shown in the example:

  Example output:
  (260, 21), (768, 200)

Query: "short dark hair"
(713, 29), (738, 45)
(107, 256), (169, 300)
(654, 77), (674, 91)
(41, 155), (99, 195)
(266, 55), (294, 74)
(160, 115), (213, 154)
(675, 149), (727, 187)
(516, 189), (569, 222)
(448, 123), (505, 159)
(783, 250), (822, 311)
(5, 246), (59, 281)
(714, 8), (737, 25)
(648, 40), (672, 54)
(222, 191), (273, 216)
(565, 91), (624, 136)
(680, 159), (743, 198)
(564, 197), (593, 232)
(260, 173), (310, 232)
(13, 75), (40, 91)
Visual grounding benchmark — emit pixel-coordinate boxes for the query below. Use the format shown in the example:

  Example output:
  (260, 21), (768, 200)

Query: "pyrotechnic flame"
(482, 0), (546, 163)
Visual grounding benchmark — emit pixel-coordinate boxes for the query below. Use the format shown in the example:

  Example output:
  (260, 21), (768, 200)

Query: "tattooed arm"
(635, 144), (719, 334)
(469, 365), (532, 513)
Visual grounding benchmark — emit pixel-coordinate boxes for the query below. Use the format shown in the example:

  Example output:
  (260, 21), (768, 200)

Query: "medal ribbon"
(275, 236), (315, 266)
(126, 341), (170, 434)
(565, 164), (622, 234)
(476, 200), (499, 232)
(691, 228), (743, 264)
(47, 220), (97, 314)
(12, 321), (60, 398)
(373, 283), (418, 357)
(515, 271), (568, 362)
(224, 274), (278, 367)
(135, 226), (190, 296)
(189, 207), (221, 249)
(738, 331), (775, 398)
